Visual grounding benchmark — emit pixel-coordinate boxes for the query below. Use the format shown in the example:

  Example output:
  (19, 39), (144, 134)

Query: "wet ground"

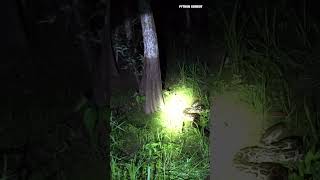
(210, 93), (263, 180)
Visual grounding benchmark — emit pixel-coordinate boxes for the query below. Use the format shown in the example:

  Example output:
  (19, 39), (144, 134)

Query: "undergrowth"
(216, 1), (320, 179)
(110, 62), (210, 179)
(109, 2), (320, 179)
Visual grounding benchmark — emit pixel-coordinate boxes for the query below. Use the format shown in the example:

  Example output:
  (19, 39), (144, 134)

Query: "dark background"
(1, 0), (320, 179)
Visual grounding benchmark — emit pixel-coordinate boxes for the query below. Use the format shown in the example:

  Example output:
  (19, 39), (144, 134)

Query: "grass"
(3, 2), (320, 180)
(216, 1), (320, 178)
(220, 0), (247, 74)
(110, 61), (210, 179)
(113, 2), (320, 179)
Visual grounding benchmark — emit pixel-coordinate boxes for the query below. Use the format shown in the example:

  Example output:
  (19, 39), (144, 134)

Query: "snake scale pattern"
(233, 122), (304, 180)
(184, 101), (304, 180)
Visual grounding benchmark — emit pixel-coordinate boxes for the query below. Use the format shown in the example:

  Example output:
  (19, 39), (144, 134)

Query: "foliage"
(112, 18), (144, 82)
(132, 92), (146, 105)
(215, 2), (320, 179)
(303, 97), (319, 144)
(289, 146), (320, 180)
(109, 1), (320, 179)
(110, 62), (210, 179)
(220, 0), (247, 74)
(177, 61), (210, 107)
(75, 97), (110, 148)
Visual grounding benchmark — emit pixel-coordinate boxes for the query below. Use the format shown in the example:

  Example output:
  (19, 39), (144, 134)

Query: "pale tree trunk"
(139, 0), (164, 114)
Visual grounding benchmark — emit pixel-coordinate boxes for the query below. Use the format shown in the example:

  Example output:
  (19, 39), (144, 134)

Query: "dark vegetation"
(2, 0), (320, 179)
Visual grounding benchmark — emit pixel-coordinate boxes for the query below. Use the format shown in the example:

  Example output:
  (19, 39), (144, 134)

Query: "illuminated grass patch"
(160, 86), (194, 133)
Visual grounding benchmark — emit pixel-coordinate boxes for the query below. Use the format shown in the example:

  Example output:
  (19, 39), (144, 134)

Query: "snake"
(183, 101), (209, 136)
(233, 122), (304, 180)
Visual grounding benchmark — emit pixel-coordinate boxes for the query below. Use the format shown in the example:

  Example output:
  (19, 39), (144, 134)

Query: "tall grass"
(220, 0), (247, 74)
(178, 61), (209, 105)
(216, 1), (320, 178)
(110, 61), (210, 179)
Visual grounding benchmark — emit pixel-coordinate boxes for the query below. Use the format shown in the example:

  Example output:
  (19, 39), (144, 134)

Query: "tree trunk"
(4, 0), (30, 58)
(93, 0), (111, 169)
(139, 0), (164, 114)
(185, 9), (191, 30)
(124, 4), (133, 42)
(72, 0), (118, 78)
(72, 0), (111, 178)
(72, 0), (95, 75)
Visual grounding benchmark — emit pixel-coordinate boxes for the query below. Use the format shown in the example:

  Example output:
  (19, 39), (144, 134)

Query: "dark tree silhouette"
(89, 1), (112, 178)
(72, 0), (112, 177)
(72, 0), (118, 78)
(139, 0), (164, 114)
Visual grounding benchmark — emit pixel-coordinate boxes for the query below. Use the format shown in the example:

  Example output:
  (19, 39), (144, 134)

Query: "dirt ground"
(209, 93), (263, 180)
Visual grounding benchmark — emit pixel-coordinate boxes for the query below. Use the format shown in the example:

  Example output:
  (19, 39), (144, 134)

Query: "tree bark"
(72, 0), (111, 178)
(72, 0), (95, 75)
(139, 0), (164, 114)
(93, 0), (111, 174)
(72, 0), (118, 78)
(124, 3), (133, 42)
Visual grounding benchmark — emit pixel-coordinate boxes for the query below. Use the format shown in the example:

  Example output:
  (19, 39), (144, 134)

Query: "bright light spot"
(160, 86), (194, 133)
